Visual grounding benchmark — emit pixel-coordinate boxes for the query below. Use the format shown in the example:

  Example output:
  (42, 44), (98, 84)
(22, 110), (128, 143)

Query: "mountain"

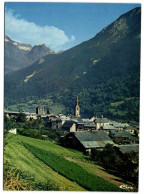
(4, 35), (55, 74)
(26, 44), (55, 62)
(4, 7), (141, 121)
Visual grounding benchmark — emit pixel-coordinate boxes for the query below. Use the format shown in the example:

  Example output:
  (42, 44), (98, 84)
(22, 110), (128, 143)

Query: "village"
(5, 97), (139, 156)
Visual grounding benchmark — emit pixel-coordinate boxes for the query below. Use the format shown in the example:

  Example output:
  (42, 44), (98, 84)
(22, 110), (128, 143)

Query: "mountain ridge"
(4, 7), (141, 121)
(4, 35), (56, 74)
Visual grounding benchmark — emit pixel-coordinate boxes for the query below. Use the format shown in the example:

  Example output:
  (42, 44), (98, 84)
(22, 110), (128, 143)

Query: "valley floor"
(4, 133), (136, 191)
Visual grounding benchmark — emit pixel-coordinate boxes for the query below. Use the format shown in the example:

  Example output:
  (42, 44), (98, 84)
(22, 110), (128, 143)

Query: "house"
(63, 130), (114, 155)
(114, 144), (139, 164)
(70, 116), (96, 131)
(25, 112), (37, 120)
(40, 114), (49, 120)
(4, 109), (46, 120)
(36, 106), (45, 115)
(93, 116), (109, 129)
(128, 121), (139, 129)
(76, 122), (84, 131)
(59, 114), (71, 123)
(8, 128), (17, 135)
(61, 120), (76, 132)
(109, 130), (139, 144)
(47, 114), (58, 121)
(51, 117), (62, 129)
(116, 144), (139, 154)
(109, 121), (127, 130)
(83, 122), (96, 131)
(125, 125), (137, 135)
(4, 110), (20, 119)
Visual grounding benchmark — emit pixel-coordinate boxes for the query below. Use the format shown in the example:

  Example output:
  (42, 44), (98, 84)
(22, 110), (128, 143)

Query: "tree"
(16, 113), (26, 123)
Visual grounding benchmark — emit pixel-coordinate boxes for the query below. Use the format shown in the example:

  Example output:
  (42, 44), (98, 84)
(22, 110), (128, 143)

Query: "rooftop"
(109, 130), (133, 138)
(109, 121), (127, 128)
(84, 122), (96, 128)
(102, 125), (116, 130)
(117, 144), (139, 154)
(73, 130), (114, 149)
(62, 120), (75, 129)
(95, 118), (109, 123)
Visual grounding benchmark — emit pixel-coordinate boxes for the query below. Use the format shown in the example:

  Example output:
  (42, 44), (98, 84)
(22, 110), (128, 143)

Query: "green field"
(6, 98), (66, 114)
(110, 97), (138, 107)
(4, 133), (130, 191)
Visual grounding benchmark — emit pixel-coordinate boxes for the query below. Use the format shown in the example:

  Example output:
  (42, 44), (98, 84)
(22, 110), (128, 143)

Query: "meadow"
(4, 133), (131, 191)
(23, 142), (120, 191)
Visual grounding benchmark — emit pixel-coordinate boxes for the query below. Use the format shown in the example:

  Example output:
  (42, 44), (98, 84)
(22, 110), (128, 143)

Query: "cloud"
(5, 9), (75, 51)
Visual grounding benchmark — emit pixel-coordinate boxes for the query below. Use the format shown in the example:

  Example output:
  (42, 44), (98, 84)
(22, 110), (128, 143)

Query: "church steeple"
(76, 96), (78, 106)
(75, 96), (80, 117)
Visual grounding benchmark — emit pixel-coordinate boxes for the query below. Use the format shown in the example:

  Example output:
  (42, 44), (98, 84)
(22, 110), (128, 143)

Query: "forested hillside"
(4, 7), (141, 121)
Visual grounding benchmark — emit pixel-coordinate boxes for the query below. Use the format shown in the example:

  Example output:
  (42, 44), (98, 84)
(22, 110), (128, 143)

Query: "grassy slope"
(110, 97), (138, 107)
(22, 143), (119, 191)
(4, 134), (85, 191)
(4, 134), (130, 191)
(67, 158), (135, 189)
(7, 97), (66, 114)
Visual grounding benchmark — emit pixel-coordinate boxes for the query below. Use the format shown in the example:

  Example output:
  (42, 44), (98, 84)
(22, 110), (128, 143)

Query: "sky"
(5, 2), (141, 52)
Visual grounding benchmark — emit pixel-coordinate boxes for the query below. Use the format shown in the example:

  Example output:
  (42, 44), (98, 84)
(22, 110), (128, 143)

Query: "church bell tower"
(74, 96), (80, 117)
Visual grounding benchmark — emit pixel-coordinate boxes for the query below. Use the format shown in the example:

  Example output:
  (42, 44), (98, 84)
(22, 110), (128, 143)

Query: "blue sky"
(5, 3), (141, 52)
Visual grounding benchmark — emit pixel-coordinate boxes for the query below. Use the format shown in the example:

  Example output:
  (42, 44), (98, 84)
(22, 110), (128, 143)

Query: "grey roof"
(53, 117), (62, 122)
(109, 130), (132, 138)
(125, 126), (136, 130)
(25, 112), (37, 115)
(109, 121), (127, 128)
(72, 117), (84, 123)
(77, 123), (84, 126)
(4, 110), (20, 114)
(95, 118), (109, 123)
(117, 144), (139, 154)
(74, 130), (114, 149)
(129, 121), (139, 125)
(84, 122), (96, 128)
(40, 114), (48, 118)
(48, 114), (58, 117)
(115, 124), (127, 128)
(82, 118), (91, 122)
(102, 125), (116, 130)
(130, 136), (139, 141)
(59, 115), (70, 120)
(62, 120), (75, 129)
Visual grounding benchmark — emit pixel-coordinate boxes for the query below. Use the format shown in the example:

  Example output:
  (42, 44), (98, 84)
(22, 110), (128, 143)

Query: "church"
(74, 96), (80, 117)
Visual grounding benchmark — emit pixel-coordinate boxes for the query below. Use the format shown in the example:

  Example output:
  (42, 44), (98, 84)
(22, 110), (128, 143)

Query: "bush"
(91, 144), (138, 185)
(16, 113), (26, 123)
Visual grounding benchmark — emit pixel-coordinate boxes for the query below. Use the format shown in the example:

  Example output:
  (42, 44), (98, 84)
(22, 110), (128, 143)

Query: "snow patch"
(13, 42), (18, 46)
(5, 37), (10, 42)
(18, 45), (31, 51)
